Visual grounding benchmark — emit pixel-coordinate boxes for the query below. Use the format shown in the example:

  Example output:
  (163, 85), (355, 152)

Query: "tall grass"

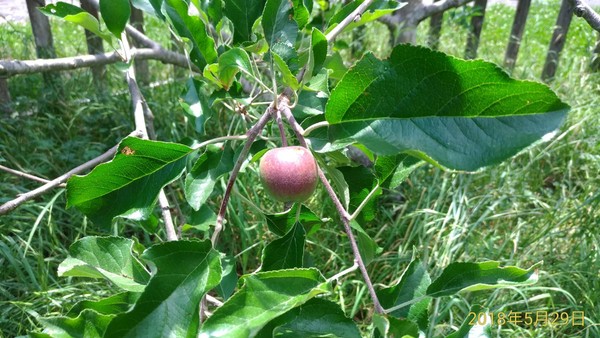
(1, 1), (599, 337)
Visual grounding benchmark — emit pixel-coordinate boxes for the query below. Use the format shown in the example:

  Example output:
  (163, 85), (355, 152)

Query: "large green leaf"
(427, 261), (540, 297)
(99, 0), (130, 37)
(377, 257), (431, 330)
(327, 0), (404, 35)
(66, 137), (191, 227)
(164, 0), (218, 69)
(185, 144), (235, 210)
(326, 45), (570, 171)
(57, 237), (150, 292)
(39, 2), (112, 42)
(223, 0), (267, 44)
(256, 299), (361, 338)
(261, 222), (306, 271)
(104, 240), (221, 338)
(33, 309), (113, 338)
(199, 268), (330, 337)
(262, 0), (298, 50)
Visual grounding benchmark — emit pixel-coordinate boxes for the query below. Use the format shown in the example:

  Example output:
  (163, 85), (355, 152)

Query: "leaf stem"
(349, 184), (380, 221)
(211, 108), (273, 246)
(279, 102), (384, 314)
(302, 121), (329, 137)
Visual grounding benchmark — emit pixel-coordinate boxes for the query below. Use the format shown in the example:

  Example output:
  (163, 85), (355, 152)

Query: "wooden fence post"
(0, 78), (10, 114)
(428, 0), (444, 50)
(503, 0), (532, 71)
(80, 0), (106, 90)
(590, 32), (600, 72)
(465, 0), (488, 59)
(26, 0), (61, 92)
(130, 5), (149, 84)
(541, 0), (574, 81)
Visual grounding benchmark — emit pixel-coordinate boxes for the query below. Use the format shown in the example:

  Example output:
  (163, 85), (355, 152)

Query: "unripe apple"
(259, 146), (318, 203)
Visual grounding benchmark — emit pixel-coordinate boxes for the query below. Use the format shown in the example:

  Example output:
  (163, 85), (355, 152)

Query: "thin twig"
(0, 164), (61, 186)
(0, 131), (143, 215)
(279, 102), (384, 314)
(573, 0), (600, 33)
(326, 0), (377, 42)
(211, 109), (273, 246)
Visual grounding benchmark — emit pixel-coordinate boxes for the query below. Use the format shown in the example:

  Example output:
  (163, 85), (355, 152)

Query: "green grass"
(1, 1), (600, 337)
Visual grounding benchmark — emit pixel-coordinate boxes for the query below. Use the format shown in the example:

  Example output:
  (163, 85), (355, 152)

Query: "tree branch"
(326, 0), (377, 42)
(0, 48), (195, 77)
(573, 0), (600, 33)
(279, 101), (384, 314)
(211, 108), (273, 246)
(0, 131), (143, 215)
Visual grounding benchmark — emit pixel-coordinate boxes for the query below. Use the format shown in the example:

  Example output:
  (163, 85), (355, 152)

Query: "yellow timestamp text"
(467, 311), (585, 327)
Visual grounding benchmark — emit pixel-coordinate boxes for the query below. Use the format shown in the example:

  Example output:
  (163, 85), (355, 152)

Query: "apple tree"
(8, 0), (570, 337)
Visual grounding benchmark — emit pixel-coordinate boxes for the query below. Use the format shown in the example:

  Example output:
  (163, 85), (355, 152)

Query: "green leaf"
(199, 268), (330, 337)
(373, 314), (419, 338)
(262, 222), (306, 271)
(446, 305), (492, 338)
(104, 240), (222, 338)
(272, 51), (300, 90)
(350, 220), (381, 266)
(339, 166), (380, 223)
(291, 0), (310, 28)
(374, 155), (424, 189)
(39, 2), (112, 43)
(265, 204), (323, 237)
(427, 261), (540, 297)
(326, 45), (570, 171)
(67, 137), (191, 227)
(35, 309), (113, 338)
(67, 292), (140, 317)
(327, 0), (404, 35)
(131, 0), (164, 19)
(57, 237), (150, 292)
(262, 0), (298, 50)
(180, 78), (212, 134)
(217, 47), (254, 90)
(164, 0), (218, 69)
(185, 144), (235, 210)
(311, 28), (328, 77)
(223, 0), (267, 44)
(377, 257), (431, 331)
(216, 256), (238, 301)
(99, 0), (130, 37)
(256, 299), (361, 338)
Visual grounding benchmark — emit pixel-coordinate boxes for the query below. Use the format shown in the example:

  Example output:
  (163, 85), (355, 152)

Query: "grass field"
(1, 1), (599, 337)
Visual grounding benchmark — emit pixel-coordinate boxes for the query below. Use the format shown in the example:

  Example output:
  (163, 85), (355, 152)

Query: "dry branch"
(573, 0), (600, 33)
(0, 48), (194, 77)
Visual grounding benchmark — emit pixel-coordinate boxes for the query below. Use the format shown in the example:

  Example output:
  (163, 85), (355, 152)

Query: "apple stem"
(279, 102), (385, 314)
(211, 107), (274, 247)
(275, 109), (288, 147)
